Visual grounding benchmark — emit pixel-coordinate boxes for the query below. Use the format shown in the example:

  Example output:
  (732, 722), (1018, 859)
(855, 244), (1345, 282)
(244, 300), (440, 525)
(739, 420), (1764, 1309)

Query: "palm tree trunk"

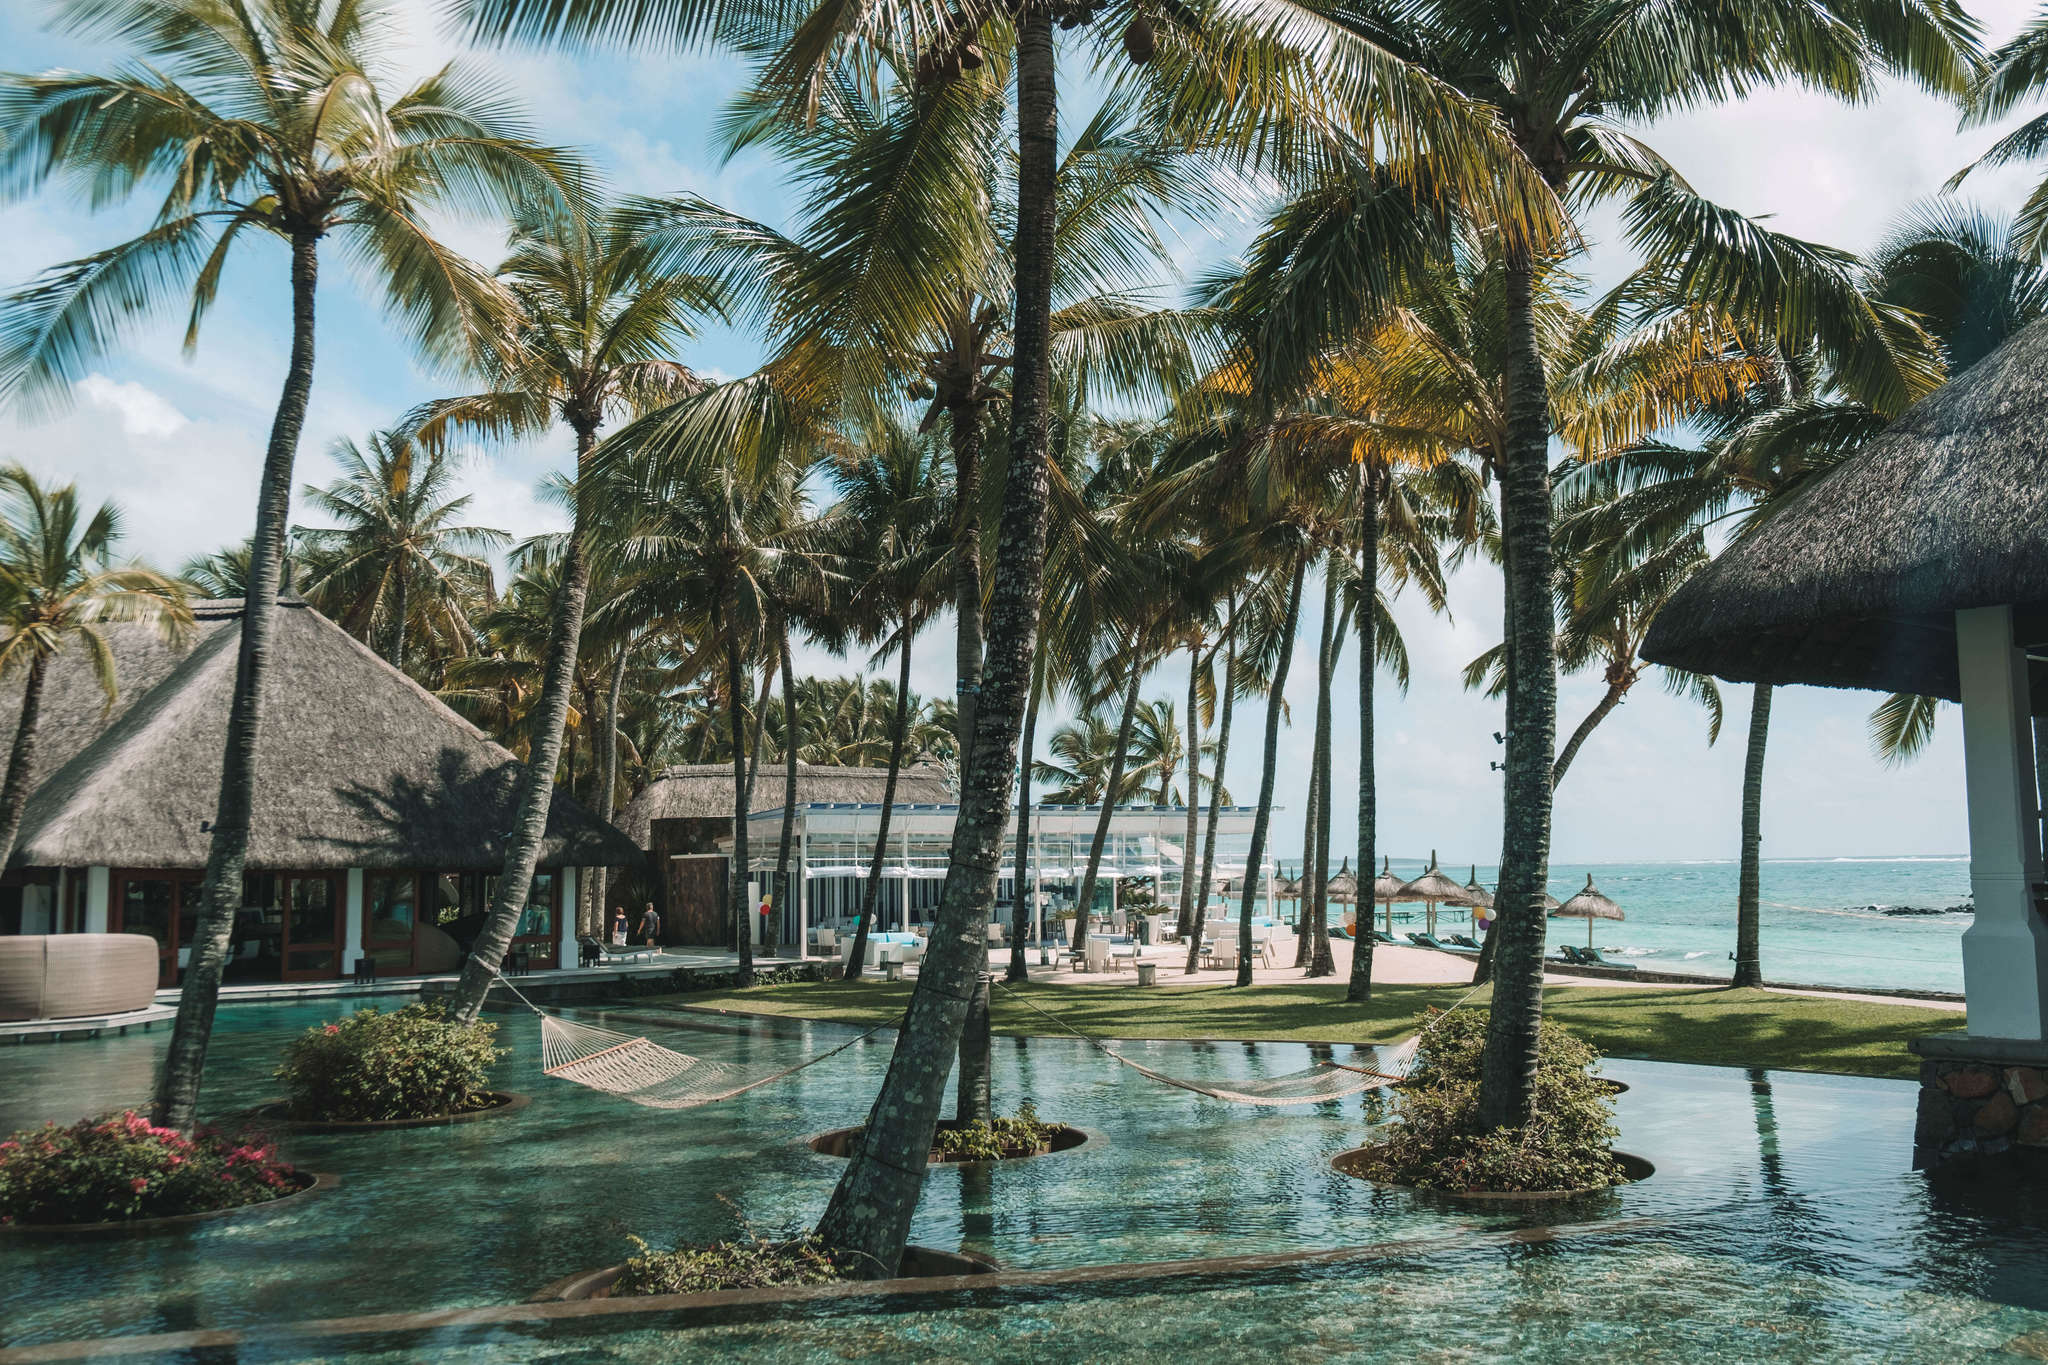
(742, 658), (774, 811)
(1346, 484), (1379, 1002)
(446, 425), (598, 1026)
(1733, 682), (1772, 987)
(1301, 566), (1338, 970)
(1551, 681), (1627, 789)
(1477, 241), (1561, 1132)
(846, 628), (916, 981)
(1238, 553), (1307, 988)
(388, 564), (411, 672)
(948, 399), (985, 755)
(155, 234), (321, 1129)
(594, 648), (626, 935)
(1007, 650), (1045, 983)
(813, 10), (1057, 1274)
(1177, 641), (1202, 939)
(1295, 684), (1321, 968)
(0, 652), (50, 876)
(769, 623), (799, 957)
(723, 593), (756, 986)
(1073, 654), (1143, 953)
(1189, 598), (1235, 974)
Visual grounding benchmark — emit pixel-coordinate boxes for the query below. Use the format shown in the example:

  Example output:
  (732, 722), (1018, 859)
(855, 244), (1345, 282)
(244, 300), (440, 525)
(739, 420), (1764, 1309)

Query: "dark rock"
(1946, 1067), (2001, 1100)
(1976, 1092), (2020, 1136)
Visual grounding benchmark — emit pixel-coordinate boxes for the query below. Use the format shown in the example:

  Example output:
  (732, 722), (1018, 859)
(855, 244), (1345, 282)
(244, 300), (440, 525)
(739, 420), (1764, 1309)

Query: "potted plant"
(269, 1003), (514, 1128)
(0, 1112), (315, 1232)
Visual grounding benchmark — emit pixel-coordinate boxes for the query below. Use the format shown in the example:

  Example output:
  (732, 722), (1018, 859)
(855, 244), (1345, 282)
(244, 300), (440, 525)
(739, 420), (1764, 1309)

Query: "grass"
(675, 979), (1961, 1080)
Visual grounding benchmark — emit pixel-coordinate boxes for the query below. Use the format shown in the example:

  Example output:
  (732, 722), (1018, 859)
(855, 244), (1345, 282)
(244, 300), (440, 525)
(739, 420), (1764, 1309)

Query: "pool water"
(3, 998), (2047, 1361)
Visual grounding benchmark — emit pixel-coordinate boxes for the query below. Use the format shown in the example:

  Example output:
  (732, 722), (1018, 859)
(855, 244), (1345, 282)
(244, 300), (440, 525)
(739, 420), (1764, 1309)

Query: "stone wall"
(1913, 1045), (2048, 1172)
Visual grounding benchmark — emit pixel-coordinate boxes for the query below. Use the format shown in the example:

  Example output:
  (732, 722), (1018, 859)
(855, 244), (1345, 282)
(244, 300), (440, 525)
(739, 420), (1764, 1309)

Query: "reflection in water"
(5, 1005), (2048, 1358)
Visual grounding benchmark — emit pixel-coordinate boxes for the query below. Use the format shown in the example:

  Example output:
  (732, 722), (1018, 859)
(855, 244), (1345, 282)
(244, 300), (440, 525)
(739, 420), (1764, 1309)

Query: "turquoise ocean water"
(1264, 855), (1974, 994)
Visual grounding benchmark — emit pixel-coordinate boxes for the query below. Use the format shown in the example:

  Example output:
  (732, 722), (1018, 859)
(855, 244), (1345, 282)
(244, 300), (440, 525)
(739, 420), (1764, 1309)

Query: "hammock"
(996, 981), (1428, 1107)
(1102, 1035), (1420, 1106)
(495, 974), (893, 1110)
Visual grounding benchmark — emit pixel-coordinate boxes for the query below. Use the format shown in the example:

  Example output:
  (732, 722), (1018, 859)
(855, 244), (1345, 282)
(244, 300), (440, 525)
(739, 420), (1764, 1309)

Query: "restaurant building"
(0, 598), (638, 984)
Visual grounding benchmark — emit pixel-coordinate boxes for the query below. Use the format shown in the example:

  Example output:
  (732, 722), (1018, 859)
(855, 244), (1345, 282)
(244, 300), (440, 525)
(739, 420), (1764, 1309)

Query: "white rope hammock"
(996, 981), (1436, 1107)
(494, 974), (894, 1110)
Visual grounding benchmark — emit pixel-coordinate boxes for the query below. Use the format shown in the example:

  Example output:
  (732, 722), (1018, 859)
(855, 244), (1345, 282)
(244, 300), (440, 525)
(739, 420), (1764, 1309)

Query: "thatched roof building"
(1642, 317), (2048, 699)
(7, 599), (635, 872)
(617, 761), (954, 847)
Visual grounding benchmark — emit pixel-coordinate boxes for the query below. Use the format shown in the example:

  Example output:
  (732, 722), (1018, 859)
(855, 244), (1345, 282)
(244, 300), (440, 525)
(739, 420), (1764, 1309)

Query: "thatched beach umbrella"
(1550, 873), (1624, 948)
(1371, 856), (1406, 933)
(1395, 851), (1470, 935)
(1325, 857), (1359, 904)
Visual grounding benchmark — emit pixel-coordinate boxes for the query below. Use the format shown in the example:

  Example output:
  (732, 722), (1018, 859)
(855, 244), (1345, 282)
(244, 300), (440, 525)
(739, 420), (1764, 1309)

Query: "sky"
(2, 0), (2041, 867)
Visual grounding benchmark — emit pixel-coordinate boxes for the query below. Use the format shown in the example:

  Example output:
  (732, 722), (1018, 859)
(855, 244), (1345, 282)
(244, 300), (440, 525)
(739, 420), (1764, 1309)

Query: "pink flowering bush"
(0, 1112), (302, 1225)
(275, 1003), (503, 1121)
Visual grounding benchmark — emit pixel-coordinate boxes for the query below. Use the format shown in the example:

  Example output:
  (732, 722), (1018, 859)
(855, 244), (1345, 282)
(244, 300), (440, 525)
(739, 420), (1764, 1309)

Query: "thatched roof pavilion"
(1325, 858), (1359, 905)
(1642, 317), (2048, 700)
(1394, 853), (1470, 906)
(1642, 318), (2048, 1125)
(10, 600), (634, 872)
(1461, 866), (1495, 911)
(1371, 856), (1406, 904)
(618, 761), (954, 847)
(1550, 874), (1623, 949)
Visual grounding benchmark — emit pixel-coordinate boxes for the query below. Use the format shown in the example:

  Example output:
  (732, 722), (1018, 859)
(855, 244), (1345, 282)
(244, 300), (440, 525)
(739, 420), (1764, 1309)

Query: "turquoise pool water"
(3, 998), (2047, 1361)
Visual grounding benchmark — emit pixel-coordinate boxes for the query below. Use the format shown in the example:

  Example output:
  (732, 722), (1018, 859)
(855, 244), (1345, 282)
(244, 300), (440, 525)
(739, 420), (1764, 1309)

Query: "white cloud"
(76, 373), (190, 438)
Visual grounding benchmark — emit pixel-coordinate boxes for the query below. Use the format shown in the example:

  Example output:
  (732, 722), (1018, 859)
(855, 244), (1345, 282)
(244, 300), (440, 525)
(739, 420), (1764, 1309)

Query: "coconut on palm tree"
(0, 467), (191, 875)
(0, 0), (579, 1131)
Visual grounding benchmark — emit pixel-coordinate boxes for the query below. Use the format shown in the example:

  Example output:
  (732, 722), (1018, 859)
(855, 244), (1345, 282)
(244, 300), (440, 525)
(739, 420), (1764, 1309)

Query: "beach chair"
(587, 939), (659, 965)
(1405, 933), (1432, 947)
(1372, 930), (1401, 946)
(1080, 938), (1111, 973)
(1210, 938), (1240, 971)
(1556, 945), (1590, 965)
(1450, 934), (1481, 949)
(1581, 947), (1636, 970)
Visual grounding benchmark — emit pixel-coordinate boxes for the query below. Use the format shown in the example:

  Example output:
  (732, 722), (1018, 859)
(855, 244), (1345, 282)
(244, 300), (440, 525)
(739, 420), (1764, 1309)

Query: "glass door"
(114, 874), (177, 985)
(281, 874), (341, 980)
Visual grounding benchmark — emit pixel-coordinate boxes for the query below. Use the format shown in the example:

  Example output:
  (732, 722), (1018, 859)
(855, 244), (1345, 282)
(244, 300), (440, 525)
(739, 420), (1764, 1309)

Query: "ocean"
(1270, 856), (1975, 995)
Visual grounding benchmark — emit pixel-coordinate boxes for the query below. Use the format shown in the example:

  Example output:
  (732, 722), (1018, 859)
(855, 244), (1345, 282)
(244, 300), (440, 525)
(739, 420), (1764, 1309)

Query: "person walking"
(637, 902), (661, 947)
(609, 906), (628, 946)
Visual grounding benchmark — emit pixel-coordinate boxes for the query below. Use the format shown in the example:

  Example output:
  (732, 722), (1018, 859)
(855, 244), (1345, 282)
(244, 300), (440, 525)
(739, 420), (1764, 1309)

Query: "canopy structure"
(1550, 874), (1624, 948)
(1325, 858), (1359, 905)
(1642, 317), (2048, 1051)
(1372, 856), (1407, 933)
(1395, 851), (1471, 935)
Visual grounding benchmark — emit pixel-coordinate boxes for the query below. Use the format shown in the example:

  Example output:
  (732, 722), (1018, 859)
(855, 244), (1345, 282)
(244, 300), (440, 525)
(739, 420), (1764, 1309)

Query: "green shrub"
(275, 1003), (504, 1121)
(931, 1104), (1058, 1162)
(1355, 1010), (1624, 1194)
(0, 1112), (301, 1225)
(612, 1231), (841, 1296)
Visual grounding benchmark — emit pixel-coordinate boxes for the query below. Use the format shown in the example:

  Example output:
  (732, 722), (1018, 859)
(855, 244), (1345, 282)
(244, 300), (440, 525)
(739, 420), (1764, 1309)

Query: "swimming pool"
(2, 997), (2044, 1361)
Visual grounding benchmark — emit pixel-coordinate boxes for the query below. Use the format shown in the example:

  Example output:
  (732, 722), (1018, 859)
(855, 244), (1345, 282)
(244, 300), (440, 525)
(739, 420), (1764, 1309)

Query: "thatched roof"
(1371, 855), (1406, 904)
(1551, 874), (1624, 921)
(8, 600), (636, 871)
(617, 760), (954, 845)
(1395, 851), (1470, 905)
(1325, 857), (1359, 904)
(1642, 317), (2048, 699)
(1461, 866), (1495, 910)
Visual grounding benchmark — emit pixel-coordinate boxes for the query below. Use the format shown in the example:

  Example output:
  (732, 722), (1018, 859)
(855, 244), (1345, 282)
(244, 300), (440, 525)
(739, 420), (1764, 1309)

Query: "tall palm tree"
(596, 399), (830, 986)
(821, 417), (951, 979)
(296, 432), (506, 671)
(0, 0), (577, 1132)
(424, 195), (717, 1024)
(0, 467), (190, 874)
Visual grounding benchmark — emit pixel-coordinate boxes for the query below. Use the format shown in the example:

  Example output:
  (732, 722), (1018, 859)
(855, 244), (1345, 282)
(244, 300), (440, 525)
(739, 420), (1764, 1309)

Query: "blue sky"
(2, 0), (2040, 866)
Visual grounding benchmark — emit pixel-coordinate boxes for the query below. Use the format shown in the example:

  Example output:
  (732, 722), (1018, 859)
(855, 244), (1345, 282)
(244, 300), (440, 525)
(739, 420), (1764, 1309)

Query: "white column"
(1032, 812), (1043, 953)
(341, 869), (366, 972)
(86, 866), (110, 933)
(1957, 605), (2048, 1040)
(559, 867), (580, 966)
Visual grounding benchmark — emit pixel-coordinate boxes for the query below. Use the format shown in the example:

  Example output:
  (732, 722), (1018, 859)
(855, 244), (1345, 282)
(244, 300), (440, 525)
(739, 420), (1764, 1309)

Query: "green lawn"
(674, 979), (1960, 1080)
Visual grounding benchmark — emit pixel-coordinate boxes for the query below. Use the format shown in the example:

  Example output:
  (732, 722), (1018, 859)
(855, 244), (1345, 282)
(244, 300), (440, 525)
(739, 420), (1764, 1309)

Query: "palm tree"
(0, 467), (190, 873)
(423, 194), (717, 1024)
(0, 0), (577, 1132)
(296, 432), (506, 671)
(821, 417), (951, 979)
(595, 397), (830, 986)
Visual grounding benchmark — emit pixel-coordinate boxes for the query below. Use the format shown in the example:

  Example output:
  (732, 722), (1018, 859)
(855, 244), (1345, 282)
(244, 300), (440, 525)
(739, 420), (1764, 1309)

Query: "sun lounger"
(1580, 947), (1636, 970)
(1449, 934), (1481, 949)
(1372, 930), (1401, 946)
(583, 937), (659, 965)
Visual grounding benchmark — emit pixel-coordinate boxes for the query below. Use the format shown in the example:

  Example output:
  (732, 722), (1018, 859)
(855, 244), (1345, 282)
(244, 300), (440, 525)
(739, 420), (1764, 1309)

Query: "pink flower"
(130, 1177), (149, 1192)
(323, 1024), (341, 1035)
